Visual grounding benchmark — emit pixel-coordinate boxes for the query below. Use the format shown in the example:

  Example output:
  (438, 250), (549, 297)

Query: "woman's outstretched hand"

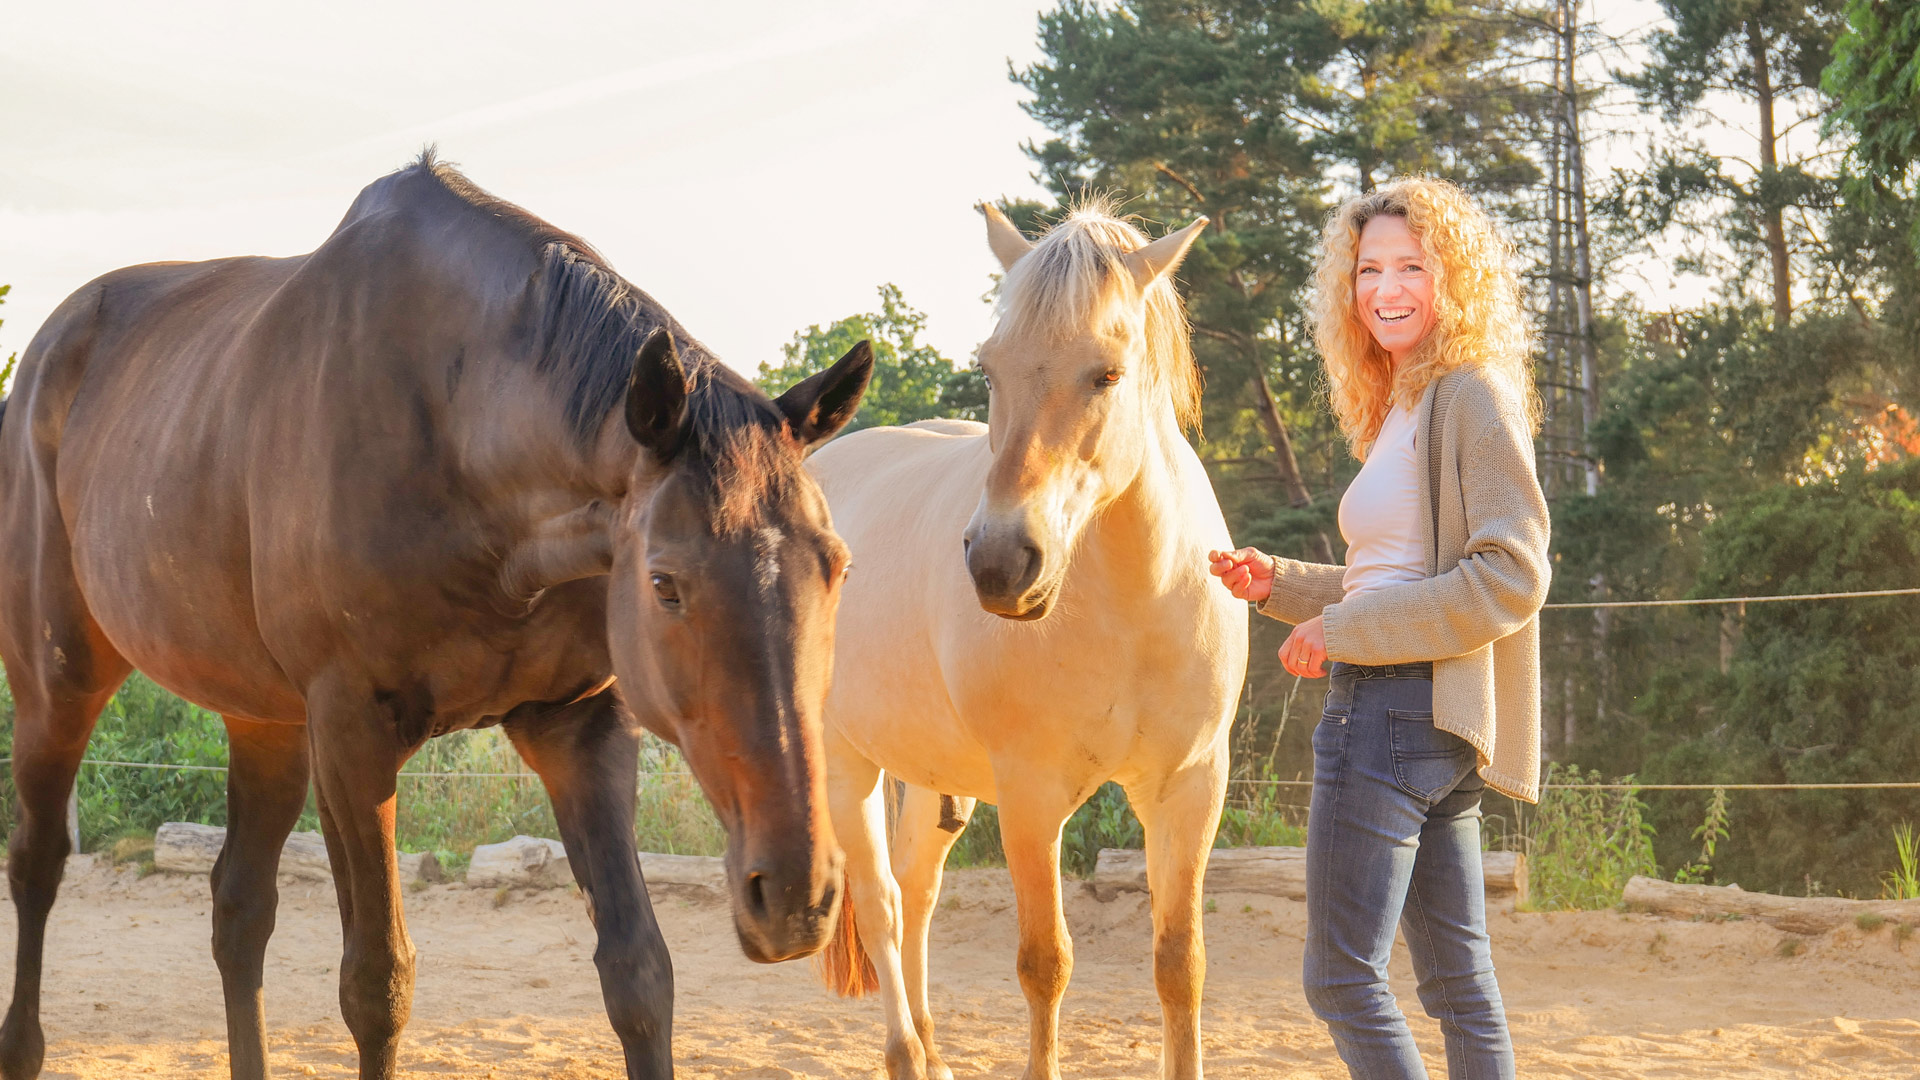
(1208, 547), (1274, 603)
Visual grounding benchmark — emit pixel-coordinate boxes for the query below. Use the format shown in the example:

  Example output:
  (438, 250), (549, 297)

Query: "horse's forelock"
(993, 201), (1203, 431)
(679, 379), (809, 536)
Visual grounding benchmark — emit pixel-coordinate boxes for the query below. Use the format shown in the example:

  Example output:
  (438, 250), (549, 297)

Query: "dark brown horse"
(0, 152), (871, 1080)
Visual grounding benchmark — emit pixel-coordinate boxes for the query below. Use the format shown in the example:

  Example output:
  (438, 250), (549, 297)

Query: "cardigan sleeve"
(1319, 398), (1551, 664)
(1255, 554), (1347, 625)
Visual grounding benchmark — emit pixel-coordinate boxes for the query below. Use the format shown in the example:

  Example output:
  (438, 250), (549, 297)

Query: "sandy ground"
(6, 855), (1919, 1078)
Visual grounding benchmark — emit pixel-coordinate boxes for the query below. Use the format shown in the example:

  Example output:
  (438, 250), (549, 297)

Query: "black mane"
(406, 151), (800, 525)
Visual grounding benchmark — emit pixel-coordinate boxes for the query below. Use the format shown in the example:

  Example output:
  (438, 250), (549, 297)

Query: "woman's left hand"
(1280, 615), (1328, 679)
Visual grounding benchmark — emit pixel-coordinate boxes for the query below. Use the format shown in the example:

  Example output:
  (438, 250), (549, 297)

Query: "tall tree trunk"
(1748, 20), (1793, 328)
(1563, 0), (1605, 748)
(1250, 372), (1337, 564)
(1543, 55), (1565, 503)
(1358, 65), (1378, 193)
(1563, 0), (1599, 499)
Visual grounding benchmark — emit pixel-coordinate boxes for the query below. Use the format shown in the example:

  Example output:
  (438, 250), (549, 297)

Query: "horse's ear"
(979, 203), (1033, 271)
(775, 340), (873, 449)
(1122, 217), (1209, 290)
(626, 327), (689, 459)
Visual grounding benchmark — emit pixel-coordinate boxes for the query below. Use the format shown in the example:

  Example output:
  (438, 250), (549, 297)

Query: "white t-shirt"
(1339, 404), (1425, 599)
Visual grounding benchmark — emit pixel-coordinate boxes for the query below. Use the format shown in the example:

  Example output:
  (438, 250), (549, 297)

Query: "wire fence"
(31, 758), (1920, 793)
(1541, 586), (1920, 610)
(8, 587), (1919, 793)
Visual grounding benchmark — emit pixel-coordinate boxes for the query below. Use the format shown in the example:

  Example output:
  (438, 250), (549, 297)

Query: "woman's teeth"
(1377, 308), (1414, 323)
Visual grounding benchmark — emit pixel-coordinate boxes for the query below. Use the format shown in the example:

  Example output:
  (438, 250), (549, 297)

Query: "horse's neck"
(454, 370), (635, 521)
(1075, 416), (1213, 599)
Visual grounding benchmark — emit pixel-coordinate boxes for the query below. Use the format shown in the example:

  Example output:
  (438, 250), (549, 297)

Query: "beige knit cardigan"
(1257, 366), (1551, 802)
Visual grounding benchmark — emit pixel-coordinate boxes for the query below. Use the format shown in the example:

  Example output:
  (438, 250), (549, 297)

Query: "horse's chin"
(981, 581), (1062, 622)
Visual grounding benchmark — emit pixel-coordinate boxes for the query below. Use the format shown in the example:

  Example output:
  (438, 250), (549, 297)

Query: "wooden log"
(1092, 846), (1528, 906)
(153, 822), (444, 885)
(1623, 875), (1920, 934)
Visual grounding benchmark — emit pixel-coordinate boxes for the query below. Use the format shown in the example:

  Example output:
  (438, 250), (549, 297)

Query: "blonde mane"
(993, 198), (1204, 431)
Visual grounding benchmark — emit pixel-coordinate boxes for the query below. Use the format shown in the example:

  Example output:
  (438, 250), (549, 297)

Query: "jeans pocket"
(1312, 707), (1349, 756)
(1387, 709), (1475, 803)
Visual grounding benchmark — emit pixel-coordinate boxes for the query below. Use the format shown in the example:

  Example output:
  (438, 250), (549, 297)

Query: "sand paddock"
(8, 855), (1919, 1078)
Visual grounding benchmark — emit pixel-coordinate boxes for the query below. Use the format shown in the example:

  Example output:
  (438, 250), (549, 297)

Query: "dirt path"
(8, 856), (1919, 1077)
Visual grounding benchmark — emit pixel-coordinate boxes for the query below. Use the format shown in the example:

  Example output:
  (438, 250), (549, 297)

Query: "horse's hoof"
(883, 1033), (930, 1080)
(0, 1008), (45, 1080)
(926, 1058), (955, 1080)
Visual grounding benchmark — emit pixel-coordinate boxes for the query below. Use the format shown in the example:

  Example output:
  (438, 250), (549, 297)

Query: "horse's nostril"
(1021, 543), (1043, 585)
(745, 871), (770, 920)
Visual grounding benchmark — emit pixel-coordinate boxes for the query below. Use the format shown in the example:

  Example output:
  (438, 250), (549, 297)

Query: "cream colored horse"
(806, 202), (1249, 1080)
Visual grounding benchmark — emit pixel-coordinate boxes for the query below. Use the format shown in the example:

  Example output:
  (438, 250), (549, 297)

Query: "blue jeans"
(1303, 662), (1514, 1080)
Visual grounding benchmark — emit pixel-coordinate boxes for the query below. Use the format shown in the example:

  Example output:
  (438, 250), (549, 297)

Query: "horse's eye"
(650, 572), (680, 606)
(1095, 369), (1122, 389)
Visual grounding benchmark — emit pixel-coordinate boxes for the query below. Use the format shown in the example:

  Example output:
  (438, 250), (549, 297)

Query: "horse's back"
(809, 420), (988, 522)
(808, 422), (1005, 795)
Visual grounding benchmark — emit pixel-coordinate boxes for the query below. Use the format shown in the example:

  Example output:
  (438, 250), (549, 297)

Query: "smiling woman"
(1208, 177), (1550, 1080)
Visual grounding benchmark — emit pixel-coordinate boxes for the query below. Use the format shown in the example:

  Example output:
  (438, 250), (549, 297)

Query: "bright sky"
(0, 0), (1056, 372)
(0, 1), (1804, 374)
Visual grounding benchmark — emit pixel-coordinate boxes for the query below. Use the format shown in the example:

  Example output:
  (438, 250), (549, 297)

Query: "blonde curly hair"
(1313, 177), (1539, 457)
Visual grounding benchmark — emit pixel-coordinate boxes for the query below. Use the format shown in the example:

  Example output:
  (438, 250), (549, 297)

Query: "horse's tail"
(813, 889), (879, 998)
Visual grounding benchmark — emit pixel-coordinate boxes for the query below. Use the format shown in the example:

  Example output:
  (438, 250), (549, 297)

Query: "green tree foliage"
(1620, 0), (1848, 320)
(756, 283), (977, 430)
(1629, 460), (1920, 894)
(1824, 0), (1920, 333)
(1825, 0), (1920, 179)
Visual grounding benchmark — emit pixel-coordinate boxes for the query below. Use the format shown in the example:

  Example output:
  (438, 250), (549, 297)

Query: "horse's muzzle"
(729, 849), (844, 963)
(962, 530), (1051, 620)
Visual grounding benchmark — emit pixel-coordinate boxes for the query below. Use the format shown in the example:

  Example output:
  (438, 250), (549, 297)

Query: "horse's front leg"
(994, 772), (1080, 1080)
(508, 692), (672, 1080)
(211, 717), (311, 1080)
(307, 684), (415, 1080)
(1125, 749), (1228, 1080)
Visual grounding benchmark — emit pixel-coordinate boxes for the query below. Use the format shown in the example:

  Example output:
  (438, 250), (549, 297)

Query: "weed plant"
(1881, 821), (1920, 900)
(1517, 763), (1659, 910)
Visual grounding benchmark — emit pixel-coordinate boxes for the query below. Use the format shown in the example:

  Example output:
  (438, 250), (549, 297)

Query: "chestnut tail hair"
(813, 888), (879, 997)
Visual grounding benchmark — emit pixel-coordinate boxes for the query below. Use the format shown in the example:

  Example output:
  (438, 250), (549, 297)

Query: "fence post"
(66, 784), (80, 855)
